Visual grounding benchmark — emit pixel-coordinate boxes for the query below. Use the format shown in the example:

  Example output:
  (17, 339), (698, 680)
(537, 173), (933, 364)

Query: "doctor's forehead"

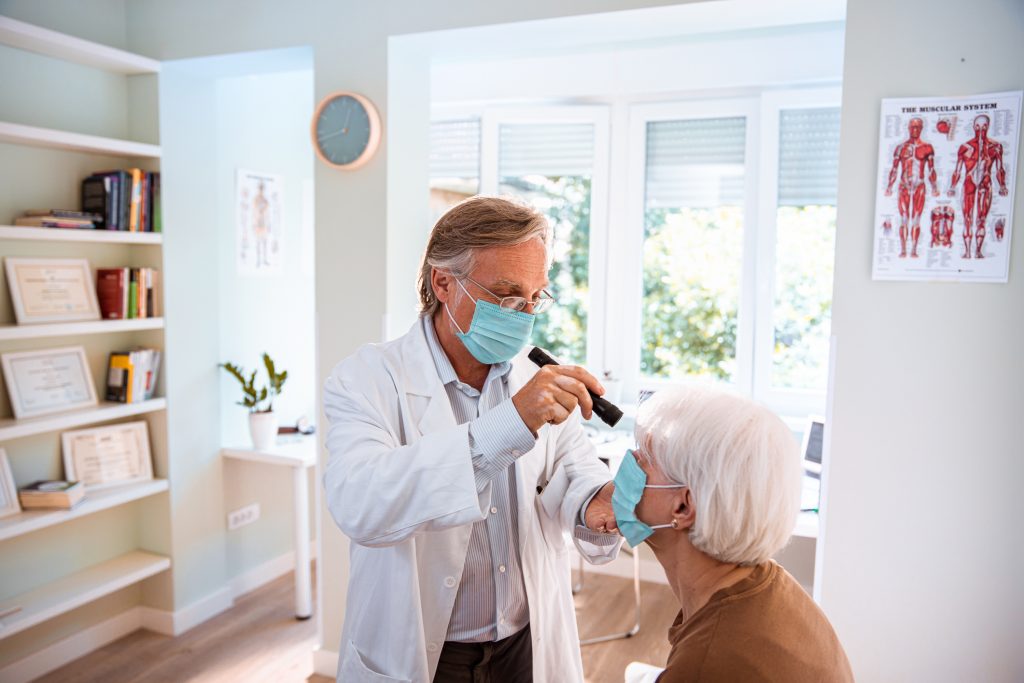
(472, 240), (549, 288)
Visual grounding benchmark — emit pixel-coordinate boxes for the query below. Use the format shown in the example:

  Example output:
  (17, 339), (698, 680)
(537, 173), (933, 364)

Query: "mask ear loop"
(443, 277), (474, 335)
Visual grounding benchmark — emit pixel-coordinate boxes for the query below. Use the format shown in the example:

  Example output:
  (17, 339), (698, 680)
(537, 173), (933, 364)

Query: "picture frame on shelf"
(62, 421), (153, 490)
(0, 448), (21, 519)
(4, 257), (101, 324)
(1, 346), (99, 419)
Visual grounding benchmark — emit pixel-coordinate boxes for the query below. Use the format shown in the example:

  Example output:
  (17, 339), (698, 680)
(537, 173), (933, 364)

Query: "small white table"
(221, 438), (316, 619)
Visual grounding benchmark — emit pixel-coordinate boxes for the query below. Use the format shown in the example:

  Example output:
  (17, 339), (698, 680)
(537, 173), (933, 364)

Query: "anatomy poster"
(872, 91), (1021, 283)
(236, 169), (283, 274)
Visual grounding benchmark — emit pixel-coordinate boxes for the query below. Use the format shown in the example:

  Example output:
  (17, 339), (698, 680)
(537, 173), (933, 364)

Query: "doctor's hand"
(584, 482), (619, 534)
(512, 365), (605, 434)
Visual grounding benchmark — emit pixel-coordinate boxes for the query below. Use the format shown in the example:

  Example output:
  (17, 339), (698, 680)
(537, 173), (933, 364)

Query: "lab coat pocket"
(341, 640), (412, 683)
(537, 463), (570, 553)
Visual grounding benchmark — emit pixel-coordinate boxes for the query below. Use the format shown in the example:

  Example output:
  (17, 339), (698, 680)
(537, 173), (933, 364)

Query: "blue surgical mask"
(612, 449), (686, 547)
(445, 279), (535, 364)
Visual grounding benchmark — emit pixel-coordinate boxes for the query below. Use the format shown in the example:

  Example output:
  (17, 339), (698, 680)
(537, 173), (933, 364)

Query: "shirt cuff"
(574, 524), (621, 546)
(468, 398), (537, 489)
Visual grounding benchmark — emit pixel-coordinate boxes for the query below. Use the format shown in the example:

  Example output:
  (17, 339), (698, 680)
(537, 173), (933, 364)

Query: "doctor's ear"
(431, 268), (455, 304)
(671, 488), (696, 532)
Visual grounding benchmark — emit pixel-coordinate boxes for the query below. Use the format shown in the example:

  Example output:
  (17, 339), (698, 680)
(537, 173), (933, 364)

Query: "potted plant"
(220, 352), (288, 450)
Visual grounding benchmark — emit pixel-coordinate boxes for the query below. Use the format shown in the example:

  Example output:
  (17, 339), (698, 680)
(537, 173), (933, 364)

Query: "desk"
(221, 438), (316, 619)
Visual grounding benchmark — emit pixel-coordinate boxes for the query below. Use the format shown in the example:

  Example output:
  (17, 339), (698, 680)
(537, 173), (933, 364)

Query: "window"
(429, 118), (480, 219)
(430, 88), (839, 416)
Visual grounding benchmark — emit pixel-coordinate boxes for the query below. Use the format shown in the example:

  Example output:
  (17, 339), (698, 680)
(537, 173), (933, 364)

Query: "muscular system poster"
(872, 91), (1021, 282)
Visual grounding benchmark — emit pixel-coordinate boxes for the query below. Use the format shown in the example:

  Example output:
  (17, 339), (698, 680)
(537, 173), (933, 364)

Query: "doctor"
(323, 196), (623, 683)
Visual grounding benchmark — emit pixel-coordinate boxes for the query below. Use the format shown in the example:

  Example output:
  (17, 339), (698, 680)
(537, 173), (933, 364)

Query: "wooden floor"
(37, 566), (677, 683)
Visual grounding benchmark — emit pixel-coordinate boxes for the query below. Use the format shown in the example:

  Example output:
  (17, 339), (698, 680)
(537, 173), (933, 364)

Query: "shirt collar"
(421, 315), (512, 390)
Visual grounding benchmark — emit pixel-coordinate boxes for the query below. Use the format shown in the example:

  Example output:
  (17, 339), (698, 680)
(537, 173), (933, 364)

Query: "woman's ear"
(671, 488), (696, 532)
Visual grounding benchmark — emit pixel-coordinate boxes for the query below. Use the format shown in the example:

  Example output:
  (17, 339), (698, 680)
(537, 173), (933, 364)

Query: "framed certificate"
(4, 257), (101, 324)
(1, 346), (98, 419)
(0, 449), (21, 519)
(62, 421), (153, 490)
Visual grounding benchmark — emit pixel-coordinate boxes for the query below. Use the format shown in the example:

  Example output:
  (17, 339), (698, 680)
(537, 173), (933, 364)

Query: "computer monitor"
(801, 415), (825, 480)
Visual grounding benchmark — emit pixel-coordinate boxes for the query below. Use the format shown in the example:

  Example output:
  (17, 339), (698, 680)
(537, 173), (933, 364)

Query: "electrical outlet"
(227, 503), (260, 530)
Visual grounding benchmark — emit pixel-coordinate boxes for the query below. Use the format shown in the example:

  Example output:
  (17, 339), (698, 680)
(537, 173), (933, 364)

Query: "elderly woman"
(614, 385), (853, 682)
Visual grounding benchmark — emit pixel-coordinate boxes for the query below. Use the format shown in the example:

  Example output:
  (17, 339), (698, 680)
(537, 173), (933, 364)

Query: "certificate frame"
(62, 421), (153, 491)
(1, 346), (98, 419)
(4, 257), (101, 324)
(0, 448), (21, 519)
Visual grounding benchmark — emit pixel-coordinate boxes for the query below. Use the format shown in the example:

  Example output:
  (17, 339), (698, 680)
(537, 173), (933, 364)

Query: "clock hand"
(318, 128), (346, 142)
(342, 100), (353, 133)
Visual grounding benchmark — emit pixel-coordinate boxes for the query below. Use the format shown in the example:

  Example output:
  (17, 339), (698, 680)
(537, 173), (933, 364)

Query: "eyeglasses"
(461, 275), (556, 314)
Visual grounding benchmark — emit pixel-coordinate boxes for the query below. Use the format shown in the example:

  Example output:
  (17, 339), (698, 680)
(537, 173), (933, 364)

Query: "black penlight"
(527, 347), (624, 428)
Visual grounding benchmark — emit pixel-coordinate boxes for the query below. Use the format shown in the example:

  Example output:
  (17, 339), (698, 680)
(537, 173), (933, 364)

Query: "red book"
(96, 268), (127, 319)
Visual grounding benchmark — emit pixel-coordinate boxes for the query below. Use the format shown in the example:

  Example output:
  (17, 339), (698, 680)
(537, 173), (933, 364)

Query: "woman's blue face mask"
(612, 449), (687, 547)
(445, 278), (535, 364)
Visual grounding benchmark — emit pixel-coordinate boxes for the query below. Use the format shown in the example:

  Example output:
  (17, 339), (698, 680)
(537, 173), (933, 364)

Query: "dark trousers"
(433, 624), (533, 683)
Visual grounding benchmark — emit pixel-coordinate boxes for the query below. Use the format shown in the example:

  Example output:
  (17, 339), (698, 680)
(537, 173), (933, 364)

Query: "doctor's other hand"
(512, 364), (605, 433)
(584, 482), (619, 534)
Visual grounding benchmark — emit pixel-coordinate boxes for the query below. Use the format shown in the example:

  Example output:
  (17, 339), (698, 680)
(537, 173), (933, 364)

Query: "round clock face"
(312, 93), (380, 169)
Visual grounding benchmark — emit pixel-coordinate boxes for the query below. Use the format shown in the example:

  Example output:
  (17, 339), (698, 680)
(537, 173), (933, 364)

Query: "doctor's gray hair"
(417, 196), (551, 316)
(635, 385), (801, 566)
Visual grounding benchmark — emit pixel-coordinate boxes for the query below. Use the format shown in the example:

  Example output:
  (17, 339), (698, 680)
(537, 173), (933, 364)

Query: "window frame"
(618, 98), (762, 401)
(753, 87), (842, 416)
(479, 105), (611, 372)
(430, 85), (841, 418)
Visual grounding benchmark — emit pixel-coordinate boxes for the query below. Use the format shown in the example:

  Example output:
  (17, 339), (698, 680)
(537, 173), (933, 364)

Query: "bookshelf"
(0, 479), (169, 543)
(0, 225), (163, 245)
(0, 551), (171, 640)
(0, 16), (171, 661)
(0, 318), (164, 341)
(0, 121), (162, 158)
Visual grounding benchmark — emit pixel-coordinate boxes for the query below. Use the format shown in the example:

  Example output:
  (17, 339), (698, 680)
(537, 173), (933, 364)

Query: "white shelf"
(0, 16), (160, 75)
(0, 398), (167, 442)
(0, 317), (164, 341)
(0, 225), (162, 245)
(0, 121), (161, 158)
(792, 511), (819, 539)
(0, 550), (170, 640)
(0, 479), (168, 542)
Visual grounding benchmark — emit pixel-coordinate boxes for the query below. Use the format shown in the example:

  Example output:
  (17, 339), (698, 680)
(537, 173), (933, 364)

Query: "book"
(18, 480), (85, 510)
(96, 268), (127, 319)
(151, 174), (162, 233)
(128, 168), (143, 232)
(13, 216), (95, 229)
(106, 349), (162, 403)
(23, 209), (102, 220)
(128, 273), (138, 320)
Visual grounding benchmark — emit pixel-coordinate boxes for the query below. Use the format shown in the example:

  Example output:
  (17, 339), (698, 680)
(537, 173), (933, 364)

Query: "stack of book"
(13, 209), (101, 229)
(18, 480), (85, 510)
(96, 267), (161, 319)
(81, 169), (161, 232)
(106, 349), (162, 403)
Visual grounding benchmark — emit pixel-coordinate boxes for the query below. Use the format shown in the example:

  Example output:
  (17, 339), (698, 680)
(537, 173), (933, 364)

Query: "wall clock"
(310, 91), (382, 170)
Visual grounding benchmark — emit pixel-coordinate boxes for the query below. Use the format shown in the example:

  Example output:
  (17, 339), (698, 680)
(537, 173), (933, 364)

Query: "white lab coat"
(323, 319), (622, 683)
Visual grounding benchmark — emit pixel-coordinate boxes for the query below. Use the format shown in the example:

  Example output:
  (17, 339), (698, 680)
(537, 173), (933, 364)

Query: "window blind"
(778, 107), (841, 207)
(429, 119), (480, 179)
(499, 123), (595, 177)
(645, 117), (746, 209)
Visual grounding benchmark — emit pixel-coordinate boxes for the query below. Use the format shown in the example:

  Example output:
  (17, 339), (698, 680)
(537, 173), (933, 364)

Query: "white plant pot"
(249, 411), (278, 450)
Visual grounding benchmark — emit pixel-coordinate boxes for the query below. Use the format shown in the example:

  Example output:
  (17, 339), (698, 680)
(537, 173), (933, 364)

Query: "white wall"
(818, 0), (1024, 681)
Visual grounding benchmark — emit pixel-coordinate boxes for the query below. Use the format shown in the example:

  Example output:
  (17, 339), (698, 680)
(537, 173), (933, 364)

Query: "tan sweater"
(658, 561), (853, 682)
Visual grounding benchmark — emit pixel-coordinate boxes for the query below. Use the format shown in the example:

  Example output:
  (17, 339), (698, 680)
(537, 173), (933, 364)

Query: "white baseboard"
(313, 647), (339, 678)
(2, 540), (322, 682)
(578, 552), (669, 585)
(231, 540), (318, 599)
(1, 606), (144, 683)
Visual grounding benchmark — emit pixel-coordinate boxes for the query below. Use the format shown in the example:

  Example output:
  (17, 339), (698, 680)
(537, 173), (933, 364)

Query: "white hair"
(635, 384), (801, 566)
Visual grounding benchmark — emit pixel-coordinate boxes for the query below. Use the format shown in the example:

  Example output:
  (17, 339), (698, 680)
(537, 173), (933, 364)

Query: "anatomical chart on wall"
(872, 91), (1021, 282)
(236, 169), (283, 275)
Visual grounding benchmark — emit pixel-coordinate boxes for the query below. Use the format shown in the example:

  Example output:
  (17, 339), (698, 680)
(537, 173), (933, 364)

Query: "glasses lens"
(499, 297), (528, 312)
